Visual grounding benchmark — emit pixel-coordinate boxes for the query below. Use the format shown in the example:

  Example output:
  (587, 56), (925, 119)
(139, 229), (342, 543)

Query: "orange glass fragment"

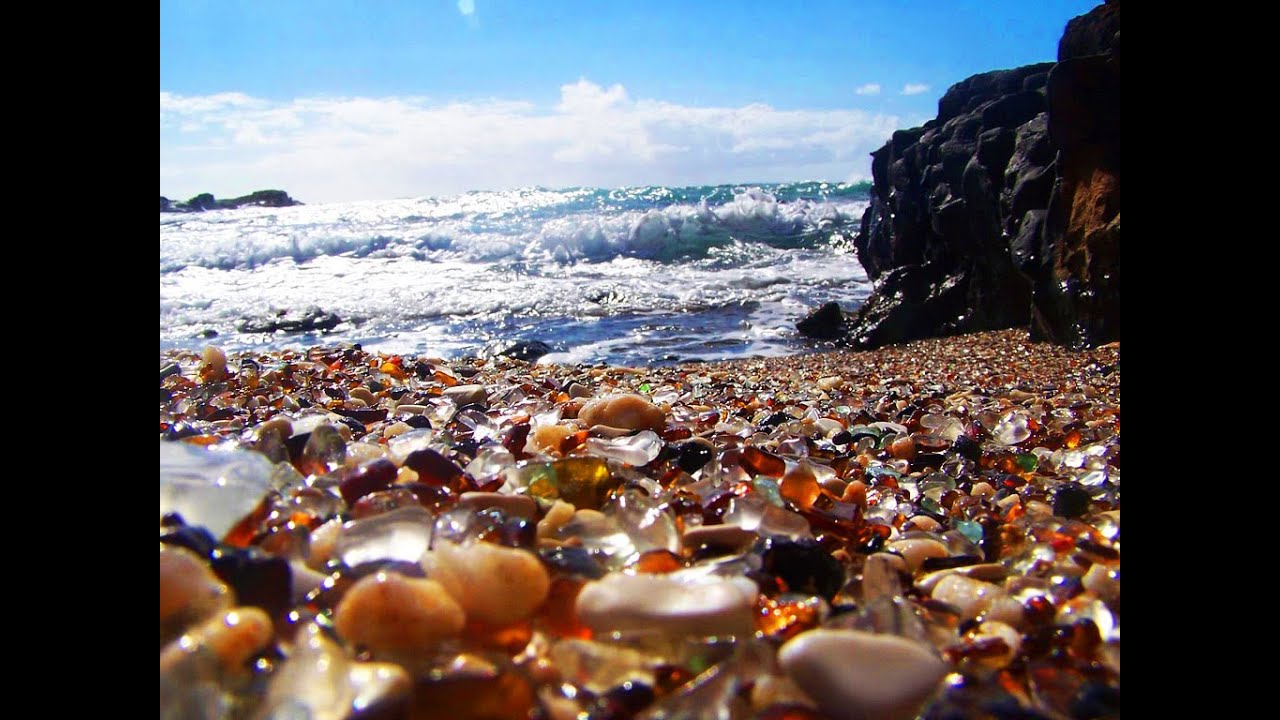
(632, 549), (682, 574)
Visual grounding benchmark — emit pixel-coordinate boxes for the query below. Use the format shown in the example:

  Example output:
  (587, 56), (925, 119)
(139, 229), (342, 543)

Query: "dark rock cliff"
(847, 1), (1120, 350)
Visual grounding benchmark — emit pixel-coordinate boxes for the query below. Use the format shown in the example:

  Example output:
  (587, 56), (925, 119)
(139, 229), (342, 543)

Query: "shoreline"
(161, 328), (1120, 719)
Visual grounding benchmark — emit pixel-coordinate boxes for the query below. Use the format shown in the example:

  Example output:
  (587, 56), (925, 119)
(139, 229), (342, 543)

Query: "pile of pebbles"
(160, 329), (1120, 720)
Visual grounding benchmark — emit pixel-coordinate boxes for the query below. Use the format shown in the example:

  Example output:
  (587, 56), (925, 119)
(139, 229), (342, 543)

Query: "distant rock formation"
(160, 189), (302, 213)
(846, 1), (1120, 350)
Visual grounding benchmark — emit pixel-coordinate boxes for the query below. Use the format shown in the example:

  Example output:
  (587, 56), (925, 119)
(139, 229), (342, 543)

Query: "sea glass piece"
(513, 456), (621, 509)
(256, 623), (355, 720)
(606, 487), (679, 555)
(386, 429), (435, 464)
(550, 638), (659, 693)
(336, 505), (434, 568)
(992, 410), (1032, 446)
(586, 430), (663, 466)
(466, 445), (515, 484)
(742, 446), (786, 477)
(160, 440), (276, 540)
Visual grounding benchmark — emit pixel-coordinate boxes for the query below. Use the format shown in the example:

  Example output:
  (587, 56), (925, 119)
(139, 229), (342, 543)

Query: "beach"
(160, 329), (1120, 719)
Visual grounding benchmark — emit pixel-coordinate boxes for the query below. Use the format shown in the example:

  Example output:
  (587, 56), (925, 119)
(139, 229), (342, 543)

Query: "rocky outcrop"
(849, 63), (1053, 348)
(161, 189), (302, 213)
(847, 2), (1120, 350)
(1032, 1), (1120, 348)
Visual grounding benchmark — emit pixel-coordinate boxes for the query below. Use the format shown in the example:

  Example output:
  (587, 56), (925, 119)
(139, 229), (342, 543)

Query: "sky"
(160, 0), (1097, 204)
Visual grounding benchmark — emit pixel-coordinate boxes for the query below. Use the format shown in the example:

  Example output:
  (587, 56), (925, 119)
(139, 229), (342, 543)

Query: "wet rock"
(886, 538), (949, 573)
(796, 302), (846, 340)
(495, 340), (553, 363)
(239, 308), (343, 334)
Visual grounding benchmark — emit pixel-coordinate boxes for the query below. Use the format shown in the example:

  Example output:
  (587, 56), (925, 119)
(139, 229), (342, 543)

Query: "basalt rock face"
(849, 1), (1120, 350)
(850, 63), (1053, 348)
(1033, 1), (1121, 348)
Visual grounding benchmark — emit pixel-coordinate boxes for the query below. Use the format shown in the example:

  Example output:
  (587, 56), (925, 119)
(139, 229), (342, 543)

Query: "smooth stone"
(578, 394), (666, 433)
(394, 404), (428, 416)
(777, 628), (948, 720)
(422, 539), (551, 626)
(349, 387), (376, 405)
(914, 563), (1009, 593)
(307, 518), (343, 571)
(931, 574), (1016, 621)
(536, 500), (576, 540)
(161, 607), (274, 674)
(903, 515), (942, 533)
(457, 492), (538, 521)
(886, 538), (949, 573)
(976, 620), (1021, 658)
(587, 424), (635, 438)
(531, 424), (574, 454)
(200, 345), (228, 382)
(159, 544), (232, 641)
(817, 376), (844, 392)
(333, 572), (465, 656)
(681, 524), (758, 551)
(574, 573), (757, 638)
(444, 384), (489, 407)
(1082, 563), (1120, 602)
(567, 382), (593, 399)
(969, 482), (996, 500)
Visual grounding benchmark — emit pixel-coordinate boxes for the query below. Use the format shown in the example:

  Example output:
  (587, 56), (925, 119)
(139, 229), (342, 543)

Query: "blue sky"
(161, 0), (1096, 203)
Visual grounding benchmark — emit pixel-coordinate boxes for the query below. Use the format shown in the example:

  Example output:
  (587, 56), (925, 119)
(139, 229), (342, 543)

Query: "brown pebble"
(532, 425), (574, 455)
(423, 540), (551, 626)
(578, 394), (665, 433)
(334, 572), (465, 656)
(160, 544), (232, 643)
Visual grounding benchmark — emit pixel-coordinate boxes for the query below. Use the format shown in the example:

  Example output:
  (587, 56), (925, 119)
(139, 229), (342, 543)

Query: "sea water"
(160, 182), (872, 366)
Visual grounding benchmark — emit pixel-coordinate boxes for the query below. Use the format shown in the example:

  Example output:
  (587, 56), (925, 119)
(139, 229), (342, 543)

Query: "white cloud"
(159, 80), (902, 204)
(855, 83), (881, 96)
(901, 83), (931, 96)
(457, 0), (475, 17)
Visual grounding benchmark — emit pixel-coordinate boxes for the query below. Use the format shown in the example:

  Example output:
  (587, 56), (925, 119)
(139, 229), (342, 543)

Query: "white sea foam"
(160, 183), (873, 365)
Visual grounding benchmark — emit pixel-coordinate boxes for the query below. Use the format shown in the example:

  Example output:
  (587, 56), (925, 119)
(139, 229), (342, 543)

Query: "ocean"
(159, 182), (872, 366)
